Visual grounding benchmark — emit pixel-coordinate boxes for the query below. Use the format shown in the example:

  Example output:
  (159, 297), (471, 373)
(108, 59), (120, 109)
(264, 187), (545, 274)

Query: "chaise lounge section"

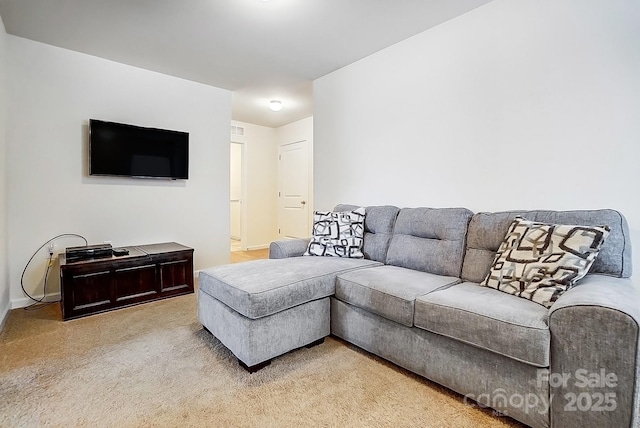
(198, 255), (382, 371)
(198, 204), (639, 428)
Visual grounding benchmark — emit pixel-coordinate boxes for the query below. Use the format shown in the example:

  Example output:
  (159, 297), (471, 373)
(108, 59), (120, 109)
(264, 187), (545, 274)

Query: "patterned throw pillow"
(304, 207), (366, 258)
(481, 216), (610, 308)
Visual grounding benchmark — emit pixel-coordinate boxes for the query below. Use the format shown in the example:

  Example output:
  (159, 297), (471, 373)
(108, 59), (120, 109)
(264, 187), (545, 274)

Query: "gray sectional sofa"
(198, 204), (639, 428)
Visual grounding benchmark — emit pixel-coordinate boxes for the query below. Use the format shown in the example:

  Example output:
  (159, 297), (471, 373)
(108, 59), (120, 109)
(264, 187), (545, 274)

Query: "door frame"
(230, 140), (248, 250)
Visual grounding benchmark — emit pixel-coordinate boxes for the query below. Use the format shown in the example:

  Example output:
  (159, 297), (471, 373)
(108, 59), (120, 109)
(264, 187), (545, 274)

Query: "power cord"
(21, 233), (88, 310)
(23, 252), (55, 311)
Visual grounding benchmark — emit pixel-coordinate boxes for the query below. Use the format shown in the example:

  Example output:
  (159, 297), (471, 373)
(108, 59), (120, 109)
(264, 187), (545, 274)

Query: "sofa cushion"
(335, 266), (460, 327)
(304, 207), (366, 258)
(334, 204), (400, 262)
(482, 216), (610, 308)
(199, 257), (381, 319)
(385, 207), (473, 277)
(462, 209), (632, 284)
(414, 282), (550, 367)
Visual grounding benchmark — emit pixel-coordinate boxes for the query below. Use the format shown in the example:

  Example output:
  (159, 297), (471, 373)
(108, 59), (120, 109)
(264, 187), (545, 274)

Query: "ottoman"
(198, 256), (381, 372)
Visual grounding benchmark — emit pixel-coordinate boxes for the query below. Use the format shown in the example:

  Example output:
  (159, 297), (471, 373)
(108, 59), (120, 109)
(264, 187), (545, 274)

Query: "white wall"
(276, 117), (313, 148)
(231, 120), (278, 250)
(314, 0), (640, 282)
(276, 116), (314, 229)
(7, 36), (231, 307)
(0, 17), (9, 326)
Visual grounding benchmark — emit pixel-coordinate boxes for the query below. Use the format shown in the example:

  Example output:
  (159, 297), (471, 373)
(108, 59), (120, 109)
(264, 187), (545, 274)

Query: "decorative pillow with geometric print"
(481, 216), (610, 308)
(304, 207), (366, 258)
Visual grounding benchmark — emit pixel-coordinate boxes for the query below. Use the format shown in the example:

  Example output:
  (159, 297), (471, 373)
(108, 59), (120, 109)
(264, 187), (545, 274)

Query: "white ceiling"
(0, 0), (492, 128)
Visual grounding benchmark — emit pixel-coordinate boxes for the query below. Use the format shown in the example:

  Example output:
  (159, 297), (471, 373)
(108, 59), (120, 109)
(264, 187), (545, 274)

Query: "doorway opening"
(230, 142), (244, 252)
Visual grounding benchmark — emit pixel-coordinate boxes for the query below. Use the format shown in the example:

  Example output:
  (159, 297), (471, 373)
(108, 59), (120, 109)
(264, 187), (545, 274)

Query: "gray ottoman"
(198, 256), (381, 372)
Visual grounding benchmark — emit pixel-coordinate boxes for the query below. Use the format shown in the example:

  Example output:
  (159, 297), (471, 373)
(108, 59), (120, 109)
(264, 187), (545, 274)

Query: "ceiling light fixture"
(269, 100), (283, 112)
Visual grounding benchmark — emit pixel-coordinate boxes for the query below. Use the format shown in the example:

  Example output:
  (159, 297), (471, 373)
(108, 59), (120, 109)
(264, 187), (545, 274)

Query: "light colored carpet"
(0, 292), (524, 427)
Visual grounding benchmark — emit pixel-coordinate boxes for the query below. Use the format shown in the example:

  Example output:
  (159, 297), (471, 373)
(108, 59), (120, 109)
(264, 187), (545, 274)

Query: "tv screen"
(89, 119), (189, 179)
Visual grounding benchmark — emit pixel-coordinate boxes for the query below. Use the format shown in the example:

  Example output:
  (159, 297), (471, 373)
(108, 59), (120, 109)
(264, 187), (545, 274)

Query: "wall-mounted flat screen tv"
(89, 119), (189, 179)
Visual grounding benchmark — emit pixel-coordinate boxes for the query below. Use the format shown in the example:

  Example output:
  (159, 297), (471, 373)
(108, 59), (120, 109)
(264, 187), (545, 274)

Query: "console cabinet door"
(62, 268), (112, 319)
(159, 258), (192, 294)
(114, 264), (158, 304)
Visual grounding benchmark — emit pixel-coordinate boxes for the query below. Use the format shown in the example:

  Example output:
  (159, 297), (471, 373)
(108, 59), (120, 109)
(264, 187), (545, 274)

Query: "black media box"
(65, 243), (113, 262)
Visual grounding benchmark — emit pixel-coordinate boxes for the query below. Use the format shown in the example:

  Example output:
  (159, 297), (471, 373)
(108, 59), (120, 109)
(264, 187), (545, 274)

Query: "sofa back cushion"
(385, 207), (474, 277)
(461, 209), (632, 283)
(334, 204), (400, 263)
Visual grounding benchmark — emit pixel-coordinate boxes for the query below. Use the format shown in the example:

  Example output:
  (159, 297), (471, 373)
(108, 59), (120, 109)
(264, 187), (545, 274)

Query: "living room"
(1, 0), (639, 426)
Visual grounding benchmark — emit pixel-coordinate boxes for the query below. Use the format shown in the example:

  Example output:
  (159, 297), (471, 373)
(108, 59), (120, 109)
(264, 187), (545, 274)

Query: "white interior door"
(230, 142), (243, 242)
(278, 140), (310, 239)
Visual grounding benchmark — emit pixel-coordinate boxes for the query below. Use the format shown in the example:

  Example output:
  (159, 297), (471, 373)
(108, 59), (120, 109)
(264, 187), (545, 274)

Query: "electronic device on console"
(65, 243), (113, 262)
(112, 248), (129, 256)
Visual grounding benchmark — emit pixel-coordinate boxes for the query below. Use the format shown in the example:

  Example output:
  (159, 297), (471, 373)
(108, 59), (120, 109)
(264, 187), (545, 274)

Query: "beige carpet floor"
(0, 292), (525, 427)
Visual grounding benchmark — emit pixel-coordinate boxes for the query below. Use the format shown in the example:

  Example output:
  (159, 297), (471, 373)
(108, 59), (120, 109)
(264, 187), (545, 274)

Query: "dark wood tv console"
(60, 242), (194, 321)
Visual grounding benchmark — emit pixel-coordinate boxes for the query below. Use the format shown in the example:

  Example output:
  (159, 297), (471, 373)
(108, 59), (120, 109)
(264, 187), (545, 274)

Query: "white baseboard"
(12, 292), (61, 309)
(245, 244), (269, 251)
(0, 298), (11, 332)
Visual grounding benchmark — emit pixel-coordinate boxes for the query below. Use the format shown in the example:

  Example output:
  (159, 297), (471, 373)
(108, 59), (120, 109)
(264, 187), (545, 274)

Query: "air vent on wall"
(231, 125), (245, 136)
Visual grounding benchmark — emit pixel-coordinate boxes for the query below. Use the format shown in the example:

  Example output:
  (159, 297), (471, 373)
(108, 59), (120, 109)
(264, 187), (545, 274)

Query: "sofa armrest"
(269, 239), (310, 259)
(548, 275), (640, 428)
